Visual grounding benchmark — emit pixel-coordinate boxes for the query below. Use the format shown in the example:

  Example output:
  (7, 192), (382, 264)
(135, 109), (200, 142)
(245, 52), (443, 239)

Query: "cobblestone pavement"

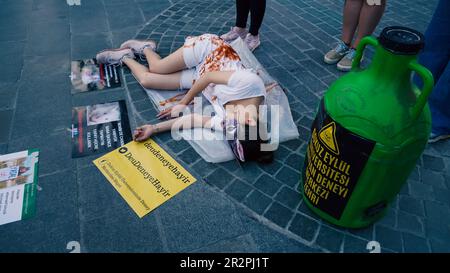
(0, 0), (448, 253)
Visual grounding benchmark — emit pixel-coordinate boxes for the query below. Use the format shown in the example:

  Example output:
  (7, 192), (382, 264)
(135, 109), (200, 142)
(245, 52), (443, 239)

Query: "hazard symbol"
(318, 122), (339, 155)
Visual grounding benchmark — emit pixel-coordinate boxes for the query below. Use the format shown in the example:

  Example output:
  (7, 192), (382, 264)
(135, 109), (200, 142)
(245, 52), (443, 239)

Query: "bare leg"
(122, 56), (149, 75)
(341, 0), (364, 45)
(143, 46), (187, 74)
(353, 0), (386, 48)
(122, 57), (182, 90)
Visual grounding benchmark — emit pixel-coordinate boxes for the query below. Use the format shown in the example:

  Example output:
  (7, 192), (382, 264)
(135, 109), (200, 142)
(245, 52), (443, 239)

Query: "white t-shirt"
(205, 70), (266, 131)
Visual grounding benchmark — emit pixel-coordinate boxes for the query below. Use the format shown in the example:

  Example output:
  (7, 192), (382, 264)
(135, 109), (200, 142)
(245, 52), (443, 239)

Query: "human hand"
(156, 103), (187, 120)
(133, 125), (154, 142)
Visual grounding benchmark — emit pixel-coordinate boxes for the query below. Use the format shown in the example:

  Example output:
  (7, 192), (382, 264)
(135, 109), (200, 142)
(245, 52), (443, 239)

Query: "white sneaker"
(96, 48), (135, 65)
(120, 39), (157, 56)
(244, 33), (261, 51)
(220, 27), (248, 42)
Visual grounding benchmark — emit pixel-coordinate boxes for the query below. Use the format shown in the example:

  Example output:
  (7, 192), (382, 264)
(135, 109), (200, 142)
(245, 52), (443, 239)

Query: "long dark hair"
(239, 123), (274, 164)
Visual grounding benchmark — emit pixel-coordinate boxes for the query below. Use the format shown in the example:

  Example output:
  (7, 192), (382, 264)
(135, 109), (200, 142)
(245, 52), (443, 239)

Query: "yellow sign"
(93, 139), (197, 218)
(319, 122), (339, 155)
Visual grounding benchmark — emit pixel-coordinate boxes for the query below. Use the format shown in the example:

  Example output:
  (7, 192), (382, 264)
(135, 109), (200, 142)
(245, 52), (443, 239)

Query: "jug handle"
(352, 36), (379, 71)
(408, 61), (434, 120)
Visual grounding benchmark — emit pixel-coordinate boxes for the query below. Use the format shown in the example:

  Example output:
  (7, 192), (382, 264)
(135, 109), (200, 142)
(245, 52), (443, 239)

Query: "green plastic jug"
(301, 26), (435, 228)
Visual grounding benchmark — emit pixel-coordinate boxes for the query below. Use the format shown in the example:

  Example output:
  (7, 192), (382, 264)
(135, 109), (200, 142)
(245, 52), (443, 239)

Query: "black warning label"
(302, 100), (376, 220)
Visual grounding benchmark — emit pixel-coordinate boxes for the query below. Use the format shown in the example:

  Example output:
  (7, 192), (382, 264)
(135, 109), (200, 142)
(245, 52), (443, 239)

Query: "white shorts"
(182, 34), (217, 68)
(180, 68), (196, 90)
(179, 34), (219, 90)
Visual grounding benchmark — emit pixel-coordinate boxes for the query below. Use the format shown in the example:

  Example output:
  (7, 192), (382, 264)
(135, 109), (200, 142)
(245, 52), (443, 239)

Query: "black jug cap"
(378, 26), (425, 55)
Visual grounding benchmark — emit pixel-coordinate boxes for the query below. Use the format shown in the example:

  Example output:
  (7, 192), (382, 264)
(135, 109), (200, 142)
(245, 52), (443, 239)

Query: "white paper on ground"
(136, 37), (299, 163)
(0, 150), (39, 226)
(0, 185), (25, 225)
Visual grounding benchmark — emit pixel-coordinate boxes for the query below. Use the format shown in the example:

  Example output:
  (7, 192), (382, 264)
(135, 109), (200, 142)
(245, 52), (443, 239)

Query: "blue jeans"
(415, 0), (450, 135)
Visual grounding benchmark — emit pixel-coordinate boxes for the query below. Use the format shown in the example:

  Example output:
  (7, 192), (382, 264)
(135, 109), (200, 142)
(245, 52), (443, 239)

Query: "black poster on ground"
(71, 100), (132, 158)
(70, 58), (121, 93)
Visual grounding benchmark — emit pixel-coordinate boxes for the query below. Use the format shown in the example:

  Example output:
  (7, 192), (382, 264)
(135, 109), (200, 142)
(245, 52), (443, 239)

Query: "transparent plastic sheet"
(137, 37), (299, 163)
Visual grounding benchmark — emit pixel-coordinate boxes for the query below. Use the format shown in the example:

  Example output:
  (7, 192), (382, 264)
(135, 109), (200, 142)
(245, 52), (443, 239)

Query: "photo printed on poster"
(70, 58), (121, 93)
(71, 100), (132, 158)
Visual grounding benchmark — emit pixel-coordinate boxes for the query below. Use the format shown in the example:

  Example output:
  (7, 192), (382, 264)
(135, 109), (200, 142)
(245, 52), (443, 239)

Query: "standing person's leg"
(416, 0), (449, 84)
(324, 0), (363, 65)
(352, 0), (387, 48)
(429, 61), (450, 141)
(221, 0), (250, 42)
(341, 0), (365, 46)
(337, 0), (386, 71)
(248, 0), (266, 36)
(415, 0), (450, 142)
(245, 0), (266, 51)
(236, 0), (251, 29)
